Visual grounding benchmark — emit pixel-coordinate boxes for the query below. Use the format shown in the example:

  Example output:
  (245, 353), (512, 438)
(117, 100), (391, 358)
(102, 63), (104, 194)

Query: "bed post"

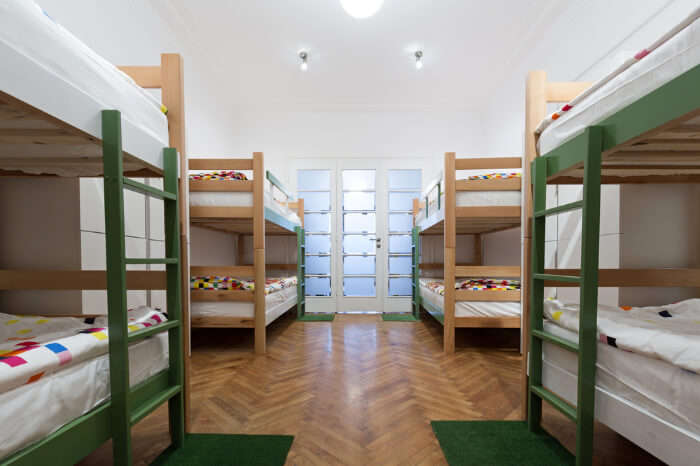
(161, 53), (192, 431)
(253, 152), (266, 354)
(444, 152), (456, 353)
(522, 70), (547, 420)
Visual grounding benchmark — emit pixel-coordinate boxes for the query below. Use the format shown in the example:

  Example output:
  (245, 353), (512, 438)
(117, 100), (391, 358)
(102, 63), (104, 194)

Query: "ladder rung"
(534, 200), (583, 218)
(533, 273), (580, 283)
(123, 178), (176, 200)
(532, 329), (579, 353)
(530, 385), (577, 422)
(130, 384), (181, 425)
(128, 320), (179, 343)
(125, 257), (178, 265)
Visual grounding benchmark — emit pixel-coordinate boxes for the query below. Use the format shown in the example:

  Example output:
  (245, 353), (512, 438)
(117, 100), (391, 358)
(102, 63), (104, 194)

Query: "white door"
(295, 158), (422, 314)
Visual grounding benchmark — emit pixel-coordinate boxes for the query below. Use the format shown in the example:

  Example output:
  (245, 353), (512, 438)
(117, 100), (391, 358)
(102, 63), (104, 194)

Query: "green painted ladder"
(528, 126), (602, 466)
(103, 110), (184, 465)
(296, 226), (307, 318)
(411, 226), (421, 320)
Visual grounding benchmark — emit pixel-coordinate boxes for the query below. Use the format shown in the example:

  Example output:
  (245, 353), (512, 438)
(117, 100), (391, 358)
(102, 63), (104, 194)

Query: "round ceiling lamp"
(340, 0), (384, 19)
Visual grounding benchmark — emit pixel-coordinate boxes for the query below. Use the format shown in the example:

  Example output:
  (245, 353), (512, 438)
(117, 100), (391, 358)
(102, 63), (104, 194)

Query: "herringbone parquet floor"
(81, 311), (662, 465)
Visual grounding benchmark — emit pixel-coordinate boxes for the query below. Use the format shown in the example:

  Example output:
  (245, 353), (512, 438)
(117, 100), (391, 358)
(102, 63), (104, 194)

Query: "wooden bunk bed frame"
(413, 153), (523, 354)
(0, 54), (191, 464)
(523, 66), (700, 465)
(188, 154), (305, 354)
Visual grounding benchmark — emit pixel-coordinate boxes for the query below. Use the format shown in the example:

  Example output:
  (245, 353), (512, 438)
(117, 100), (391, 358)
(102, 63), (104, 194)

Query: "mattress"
(190, 190), (301, 226)
(542, 321), (700, 438)
(538, 7), (700, 156)
(191, 285), (297, 325)
(419, 278), (521, 318)
(0, 0), (169, 175)
(0, 333), (168, 459)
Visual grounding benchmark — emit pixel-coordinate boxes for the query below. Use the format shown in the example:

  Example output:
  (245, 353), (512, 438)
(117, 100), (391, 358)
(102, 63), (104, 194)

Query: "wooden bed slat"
(190, 206), (254, 219)
(455, 206), (521, 218)
(455, 316), (521, 328)
(191, 315), (254, 328)
(544, 268), (700, 287)
(190, 266), (255, 277)
(0, 270), (166, 290)
(190, 289), (254, 302)
(454, 157), (522, 170)
(455, 266), (521, 278)
(455, 178), (521, 191)
(189, 180), (254, 192)
(455, 289), (521, 302)
(188, 158), (254, 170)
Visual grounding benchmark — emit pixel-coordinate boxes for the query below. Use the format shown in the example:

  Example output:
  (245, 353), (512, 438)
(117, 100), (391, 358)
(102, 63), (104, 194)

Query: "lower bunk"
(419, 277), (521, 328)
(190, 276), (297, 328)
(0, 307), (170, 462)
(538, 298), (700, 465)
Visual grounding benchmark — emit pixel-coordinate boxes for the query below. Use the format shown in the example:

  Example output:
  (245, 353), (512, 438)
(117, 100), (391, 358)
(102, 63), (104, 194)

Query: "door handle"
(375, 237), (382, 249)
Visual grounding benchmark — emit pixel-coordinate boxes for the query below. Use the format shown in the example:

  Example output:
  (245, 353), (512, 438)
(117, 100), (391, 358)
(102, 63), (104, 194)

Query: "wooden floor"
(81, 311), (663, 465)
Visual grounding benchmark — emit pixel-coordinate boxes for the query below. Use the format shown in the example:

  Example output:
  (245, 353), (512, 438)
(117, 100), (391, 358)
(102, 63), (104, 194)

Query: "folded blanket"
(465, 172), (521, 180)
(422, 278), (520, 296)
(189, 170), (248, 181)
(0, 306), (166, 393)
(191, 276), (297, 295)
(544, 298), (700, 374)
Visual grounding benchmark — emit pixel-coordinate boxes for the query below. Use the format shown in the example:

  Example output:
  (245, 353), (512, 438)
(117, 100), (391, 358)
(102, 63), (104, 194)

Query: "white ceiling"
(152, 0), (569, 112)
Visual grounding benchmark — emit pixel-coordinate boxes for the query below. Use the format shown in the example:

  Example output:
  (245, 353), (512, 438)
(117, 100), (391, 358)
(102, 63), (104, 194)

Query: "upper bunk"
(414, 154), (522, 235)
(188, 155), (303, 236)
(0, 0), (173, 177)
(533, 6), (700, 184)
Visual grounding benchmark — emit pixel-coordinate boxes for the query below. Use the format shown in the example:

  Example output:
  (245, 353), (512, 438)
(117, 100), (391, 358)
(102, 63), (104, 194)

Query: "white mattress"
(416, 191), (521, 226)
(542, 321), (700, 463)
(0, 333), (168, 459)
(419, 279), (521, 318)
(190, 190), (301, 226)
(538, 10), (700, 155)
(191, 286), (297, 326)
(0, 1), (168, 175)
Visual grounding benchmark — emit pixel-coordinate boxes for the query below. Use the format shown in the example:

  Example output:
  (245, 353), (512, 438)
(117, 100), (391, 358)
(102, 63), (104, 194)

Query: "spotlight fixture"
(414, 50), (424, 70)
(299, 50), (308, 71)
(340, 0), (384, 19)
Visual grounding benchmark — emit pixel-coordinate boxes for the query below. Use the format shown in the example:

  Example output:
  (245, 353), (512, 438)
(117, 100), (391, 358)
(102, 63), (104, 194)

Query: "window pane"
(343, 235), (375, 254)
(389, 256), (412, 275)
(298, 170), (330, 190)
(343, 256), (376, 275)
(343, 192), (375, 211)
(389, 192), (420, 211)
(343, 277), (376, 296)
(306, 235), (331, 254)
(306, 255), (330, 275)
(304, 213), (331, 233)
(389, 235), (412, 254)
(389, 213), (412, 232)
(342, 170), (375, 190)
(343, 213), (376, 233)
(307, 277), (331, 296)
(299, 192), (330, 211)
(389, 277), (412, 296)
(389, 170), (421, 190)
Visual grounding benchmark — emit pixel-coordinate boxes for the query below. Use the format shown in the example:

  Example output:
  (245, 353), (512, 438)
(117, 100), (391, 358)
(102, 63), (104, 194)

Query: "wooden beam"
(188, 158), (254, 171)
(455, 316), (521, 328)
(545, 81), (592, 103)
(443, 247), (456, 354)
(454, 157), (522, 170)
(455, 290), (521, 302)
(266, 264), (297, 271)
(191, 315), (254, 328)
(455, 206), (521, 218)
(254, 248), (266, 354)
(543, 268), (700, 287)
(456, 178), (521, 191)
(455, 266), (521, 278)
(189, 180), (254, 192)
(189, 206), (254, 219)
(190, 266), (255, 277)
(0, 270), (166, 290)
(190, 289), (254, 302)
(117, 66), (162, 89)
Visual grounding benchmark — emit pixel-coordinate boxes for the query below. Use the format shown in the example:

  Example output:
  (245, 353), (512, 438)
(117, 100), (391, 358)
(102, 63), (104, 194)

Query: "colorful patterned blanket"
(544, 298), (700, 374)
(189, 170), (248, 181)
(465, 172), (522, 181)
(191, 276), (297, 295)
(422, 279), (520, 296)
(0, 306), (167, 394)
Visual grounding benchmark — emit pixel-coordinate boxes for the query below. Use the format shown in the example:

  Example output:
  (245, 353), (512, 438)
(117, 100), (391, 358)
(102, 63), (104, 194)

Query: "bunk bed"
(413, 153), (523, 354)
(0, 2), (190, 463)
(188, 155), (305, 354)
(523, 7), (700, 465)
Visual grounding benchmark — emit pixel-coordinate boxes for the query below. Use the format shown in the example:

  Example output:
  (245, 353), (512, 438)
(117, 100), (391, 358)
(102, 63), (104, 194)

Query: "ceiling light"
(299, 51), (308, 71)
(340, 0), (384, 19)
(414, 51), (423, 70)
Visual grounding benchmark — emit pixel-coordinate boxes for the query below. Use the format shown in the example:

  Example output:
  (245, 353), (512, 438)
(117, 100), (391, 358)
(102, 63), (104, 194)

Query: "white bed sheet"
(415, 191), (521, 226)
(191, 286), (297, 326)
(0, 333), (168, 459)
(0, 0), (168, 175)
(538, 11), (700, 155)
(190, 190), (301, 226)
(542, 321), (699, 437)
(419, 279), (521, 317)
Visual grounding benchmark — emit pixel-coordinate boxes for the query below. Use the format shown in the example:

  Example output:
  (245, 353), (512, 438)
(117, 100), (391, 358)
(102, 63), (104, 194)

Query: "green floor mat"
(151, 433), (294, 466)
(381, 313), (420, 321)
(431, 421), (574, 466)
(297, 313), (335, 321)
